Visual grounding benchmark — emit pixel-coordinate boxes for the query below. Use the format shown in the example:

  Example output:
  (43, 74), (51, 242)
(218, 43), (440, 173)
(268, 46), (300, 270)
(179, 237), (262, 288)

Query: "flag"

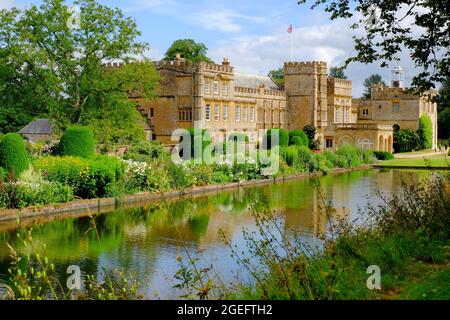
(287, 24), (293, 34)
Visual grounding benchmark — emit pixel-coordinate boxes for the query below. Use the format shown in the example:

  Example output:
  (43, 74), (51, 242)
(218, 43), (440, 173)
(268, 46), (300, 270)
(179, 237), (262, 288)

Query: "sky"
(3, 0), (421, 96)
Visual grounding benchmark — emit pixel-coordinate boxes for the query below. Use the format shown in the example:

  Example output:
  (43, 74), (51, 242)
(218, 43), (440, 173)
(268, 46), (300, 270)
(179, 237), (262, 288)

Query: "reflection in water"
(0, 170), (431, 299)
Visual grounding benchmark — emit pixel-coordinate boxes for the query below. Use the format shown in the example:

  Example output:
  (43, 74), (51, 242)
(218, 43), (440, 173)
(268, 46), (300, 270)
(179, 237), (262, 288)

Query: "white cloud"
(210, 19), (420, 97)
(189, 9), (266, 33)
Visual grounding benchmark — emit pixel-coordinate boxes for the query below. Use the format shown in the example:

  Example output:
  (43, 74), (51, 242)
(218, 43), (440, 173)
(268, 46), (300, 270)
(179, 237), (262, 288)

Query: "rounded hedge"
(58, 126), (95, 158)
(0, 133), (29, 177)
(264, 128), (289, 149)
(289, 130), (309, 147)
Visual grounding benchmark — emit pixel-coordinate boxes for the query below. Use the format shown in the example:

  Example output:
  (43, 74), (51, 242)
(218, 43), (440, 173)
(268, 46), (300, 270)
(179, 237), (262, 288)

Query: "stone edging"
(0, 165), (373, 224)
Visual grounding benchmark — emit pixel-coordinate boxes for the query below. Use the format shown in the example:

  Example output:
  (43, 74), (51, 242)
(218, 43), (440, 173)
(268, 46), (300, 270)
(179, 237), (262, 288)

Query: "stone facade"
(132, 57), (438, 152)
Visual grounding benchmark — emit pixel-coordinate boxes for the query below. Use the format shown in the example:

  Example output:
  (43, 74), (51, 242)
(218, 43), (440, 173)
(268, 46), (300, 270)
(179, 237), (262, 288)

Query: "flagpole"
(290, 32), (293, 62)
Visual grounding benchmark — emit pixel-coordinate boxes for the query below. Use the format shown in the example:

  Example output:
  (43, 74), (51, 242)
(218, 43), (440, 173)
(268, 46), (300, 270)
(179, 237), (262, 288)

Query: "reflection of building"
(132, 57), (438, 151)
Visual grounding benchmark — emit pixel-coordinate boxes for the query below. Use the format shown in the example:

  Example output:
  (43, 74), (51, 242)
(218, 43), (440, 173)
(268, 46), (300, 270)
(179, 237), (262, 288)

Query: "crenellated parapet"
(284, 61), (327, 74)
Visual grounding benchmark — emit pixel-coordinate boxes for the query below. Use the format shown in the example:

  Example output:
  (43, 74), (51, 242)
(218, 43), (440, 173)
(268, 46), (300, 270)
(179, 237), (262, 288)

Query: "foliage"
(329, 66), (347, 79)
(268, 67), (285, 89)
(185, 128), (212, 160)
(289, 130), (309, 147)
(123, 141), (168, 163)
(372, 151), (394, 161)
(394, 129), (420, 153)
(362, 74), (385, 99)
(418, 114), (433, 149)
(0, 0), (159, 143)
(34, 155), (125, 199)
(298, 0), (449, 91)
(167, 162), (194, 190)
(0, 133), (30, 177)
(302, 124), (320, 150)
(0, 180), (74, 209)
(436, 77), (450, 139)
(123, 159), (171, 193)
(164, 39), (212, 63)
(335, 145), (361, 167)
(58, 126), (95, 158)
(264, 128), (289, 149)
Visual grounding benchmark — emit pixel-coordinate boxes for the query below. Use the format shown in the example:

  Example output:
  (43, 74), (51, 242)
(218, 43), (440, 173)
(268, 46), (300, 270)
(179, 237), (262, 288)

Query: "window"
(150, 108), (154, 117)
(243, 107), (248, 122)
(326, 139), (333, 148)
(235, 106), (241, 122)
(214, 80), (219, 95)
(358, 138), (374, 150)
(334, 108), (340, 123)
(223, 105), (228, 121)
(205, 105), (211, 121)
(222, 83), (228, 96)
(204, 81), (211, 95)
(362, 108), (369, 116)
(214, 105), (220, 121)
(178, 108), (192, 121)
(393, 102), (400, 112)
(250, 107), (255, 122)
(344, 108), (349, 123)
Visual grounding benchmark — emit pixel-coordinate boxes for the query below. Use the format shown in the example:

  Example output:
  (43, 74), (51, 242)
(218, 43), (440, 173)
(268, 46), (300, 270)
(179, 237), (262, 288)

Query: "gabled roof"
(234, 73), (280, 90)
(18, 119), (54, 135)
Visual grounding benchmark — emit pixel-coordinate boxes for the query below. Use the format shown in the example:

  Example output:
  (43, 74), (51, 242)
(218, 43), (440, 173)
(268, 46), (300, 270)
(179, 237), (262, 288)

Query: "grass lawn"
(378, 155), (450, 167)
(395, 149), (435, 156)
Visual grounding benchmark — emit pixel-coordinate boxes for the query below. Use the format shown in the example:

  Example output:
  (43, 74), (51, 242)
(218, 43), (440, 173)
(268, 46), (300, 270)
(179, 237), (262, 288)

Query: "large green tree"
(436, 77), (450, 139)
(164, 39), (212, 63)
(329, 67), (347, 79)
(298, 0), (449, 91)
(0, 0), (159, 144)
(362, 74), (386, 99)
(268, 67), (285, 89)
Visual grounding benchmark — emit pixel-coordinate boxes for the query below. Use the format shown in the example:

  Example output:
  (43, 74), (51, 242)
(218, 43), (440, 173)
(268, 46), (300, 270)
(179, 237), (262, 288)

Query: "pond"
(0, 169), (432, 299)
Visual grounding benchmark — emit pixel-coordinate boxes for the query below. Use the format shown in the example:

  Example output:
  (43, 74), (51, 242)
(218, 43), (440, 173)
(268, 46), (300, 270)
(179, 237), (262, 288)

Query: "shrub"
(280, 146), (299, 167)
(0, 133), (29, 177)
(167, 162), (194, 190)
(34, 156), (124, 199)
(394, 129), (420, 152)
(362, 150), (376, 163)
(0, 167), (6, 182)
(187, 164), (213, 186)
(0, 180), (74, 209)
(124, 141), (167, 162)
(58, 126), (95, 158)
(211, 171), (232, 184)
(263, 128), (289, 149)
(296, 146), (314, 172)
(324, 151), (339, 168)
(289, 130), (309, 147)
(418, 114), (433, 149)
(335, 145), (361, 167)
(373, 151), (394, 160)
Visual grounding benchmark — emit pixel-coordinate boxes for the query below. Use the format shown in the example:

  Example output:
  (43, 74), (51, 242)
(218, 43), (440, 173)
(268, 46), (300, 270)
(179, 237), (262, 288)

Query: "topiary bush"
(58, 126), (95, 158)
(418, 114), (433, 149)
(263, 128), (289, 149)
(289, 130), (309, 147)
(0, 133), (29, 177)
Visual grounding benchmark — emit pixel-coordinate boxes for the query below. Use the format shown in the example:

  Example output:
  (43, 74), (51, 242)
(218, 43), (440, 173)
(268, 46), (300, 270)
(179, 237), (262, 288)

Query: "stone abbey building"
(132, 55), (438, 152)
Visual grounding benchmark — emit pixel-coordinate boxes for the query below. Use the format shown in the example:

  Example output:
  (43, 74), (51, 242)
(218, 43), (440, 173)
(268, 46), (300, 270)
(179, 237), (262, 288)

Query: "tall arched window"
(358, 138), (374, 150)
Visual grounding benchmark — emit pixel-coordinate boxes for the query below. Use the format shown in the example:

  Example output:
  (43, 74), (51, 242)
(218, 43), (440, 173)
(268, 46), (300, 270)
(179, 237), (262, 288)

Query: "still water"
(0, 169), (430, 299)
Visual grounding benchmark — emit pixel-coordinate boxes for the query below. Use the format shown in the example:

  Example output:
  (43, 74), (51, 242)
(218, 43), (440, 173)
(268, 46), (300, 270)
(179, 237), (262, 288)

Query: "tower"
(391, 63), (404, 88)
(284, 61), (328, 135)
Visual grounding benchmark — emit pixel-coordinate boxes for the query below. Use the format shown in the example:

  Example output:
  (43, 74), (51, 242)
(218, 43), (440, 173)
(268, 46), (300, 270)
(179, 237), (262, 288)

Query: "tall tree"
(329, 67), (347, 79)
(362, 74), (386, 99)
(298, 0), (449, 92)
(268, 67), (285, 89)
(164, 39), (212, 63)
(0, 0), (159, 144)
(436, 77), (450, 139)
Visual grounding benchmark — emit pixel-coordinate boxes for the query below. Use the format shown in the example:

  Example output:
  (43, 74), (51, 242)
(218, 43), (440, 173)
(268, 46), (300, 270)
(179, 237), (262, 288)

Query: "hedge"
(418, 114), (433, 149)
(0, 133), (29, 177)
(373, 151), (394, 160)
(58, 126), (95, 158)
(34, 155), (125, 199)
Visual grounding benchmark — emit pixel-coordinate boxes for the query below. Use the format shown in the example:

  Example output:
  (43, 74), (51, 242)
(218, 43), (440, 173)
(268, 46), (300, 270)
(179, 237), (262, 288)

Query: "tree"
(362, 74), (386, 99)
(164, 39), (212, 63)
(329, 67), (347, 79)
(298, 0), (449, 91)
(436, 77), (450, 139)
(268, 67), (285, 89)
(0, 133), (29, 177)
(0, 0), (160, 144)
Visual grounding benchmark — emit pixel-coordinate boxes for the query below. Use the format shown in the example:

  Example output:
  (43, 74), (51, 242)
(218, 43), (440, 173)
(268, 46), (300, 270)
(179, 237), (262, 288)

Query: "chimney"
(222, 57), (230, 66)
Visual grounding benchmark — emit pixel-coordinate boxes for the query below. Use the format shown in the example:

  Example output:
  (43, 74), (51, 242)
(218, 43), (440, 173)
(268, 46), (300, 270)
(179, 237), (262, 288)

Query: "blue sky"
(4, 0), (419, 96)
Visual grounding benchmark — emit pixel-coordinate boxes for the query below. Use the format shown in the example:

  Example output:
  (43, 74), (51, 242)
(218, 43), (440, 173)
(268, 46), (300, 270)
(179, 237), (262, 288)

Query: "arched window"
(358, 138), (374, 150)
